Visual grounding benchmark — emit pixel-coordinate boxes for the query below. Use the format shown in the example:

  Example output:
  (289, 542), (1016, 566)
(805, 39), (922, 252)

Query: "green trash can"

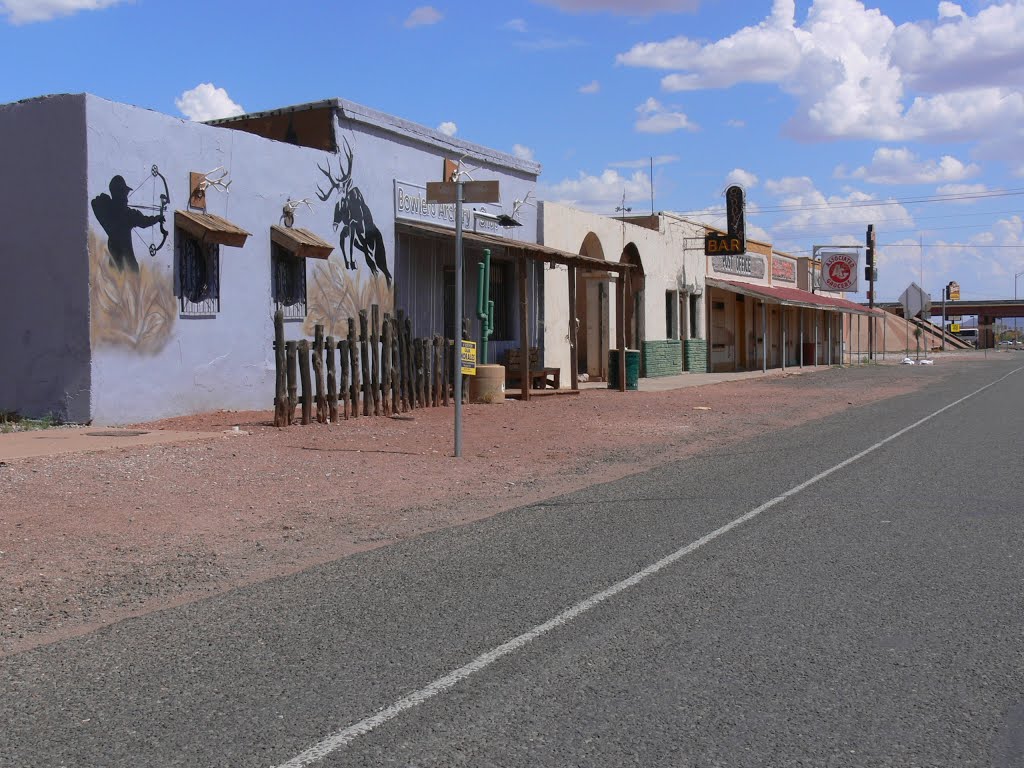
(608, 349), (640, 390)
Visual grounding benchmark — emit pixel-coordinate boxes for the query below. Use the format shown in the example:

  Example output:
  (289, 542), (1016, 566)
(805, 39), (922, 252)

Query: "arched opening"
(620, 243), (645, 350)
(578, 232), (610, 380)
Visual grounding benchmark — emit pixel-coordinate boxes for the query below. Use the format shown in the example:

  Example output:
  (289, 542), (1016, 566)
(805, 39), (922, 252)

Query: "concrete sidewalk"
(579, 365), (813, 393)
(0, 427), (220, 461)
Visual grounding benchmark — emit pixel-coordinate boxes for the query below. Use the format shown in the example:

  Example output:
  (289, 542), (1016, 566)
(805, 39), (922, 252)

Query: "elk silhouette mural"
(316, 138), (392, 287)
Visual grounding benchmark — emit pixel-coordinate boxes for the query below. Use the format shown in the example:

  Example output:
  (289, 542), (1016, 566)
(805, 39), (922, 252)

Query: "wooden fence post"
(339, 338), (350, 420)
(298, 339), (313, 425)
(442, 338), (450, 406)
(382, 313), (392, 417)
(326, 335), (338, 424)
(348, 318), (359, 419)
(370, 304), (381, 416)
(390, 317), (400, 415)
(274, 310), (287, 427)
(359, 310), (371, 417)
(432, 336), (442, 407)
(313, 324), (327, 423)
(286, 340), (298, 425)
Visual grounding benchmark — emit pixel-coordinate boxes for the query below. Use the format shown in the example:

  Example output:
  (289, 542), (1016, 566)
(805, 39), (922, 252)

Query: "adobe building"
(539, 204), (709, 382)
(0, 93), (540, 424)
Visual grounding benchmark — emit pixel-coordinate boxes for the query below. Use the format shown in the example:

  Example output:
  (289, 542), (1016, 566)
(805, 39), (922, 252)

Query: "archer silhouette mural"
(88, 164), (175, 354)
(90, 165), (170, 272)
(315, 137), (392, 286)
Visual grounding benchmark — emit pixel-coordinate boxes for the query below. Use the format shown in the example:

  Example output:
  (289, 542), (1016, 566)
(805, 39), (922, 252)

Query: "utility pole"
(866, 224), (876, 360)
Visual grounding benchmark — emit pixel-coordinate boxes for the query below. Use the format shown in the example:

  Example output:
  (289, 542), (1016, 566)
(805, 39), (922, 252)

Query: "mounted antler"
(316, 161), (343, 201)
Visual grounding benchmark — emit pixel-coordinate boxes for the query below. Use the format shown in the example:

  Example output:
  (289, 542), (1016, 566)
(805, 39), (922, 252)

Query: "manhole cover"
(86, 430), (149, 437)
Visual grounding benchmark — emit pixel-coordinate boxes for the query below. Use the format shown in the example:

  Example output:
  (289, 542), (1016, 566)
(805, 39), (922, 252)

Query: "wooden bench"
(505, 347), (560, 390)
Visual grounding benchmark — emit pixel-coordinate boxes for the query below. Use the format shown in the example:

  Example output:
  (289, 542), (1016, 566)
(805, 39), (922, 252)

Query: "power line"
(673, 187), (1024, 217)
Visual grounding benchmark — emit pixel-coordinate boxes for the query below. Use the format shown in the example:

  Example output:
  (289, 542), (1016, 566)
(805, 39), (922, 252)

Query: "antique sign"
(710, 252), (766, 279)
(819, 250), (859, 292)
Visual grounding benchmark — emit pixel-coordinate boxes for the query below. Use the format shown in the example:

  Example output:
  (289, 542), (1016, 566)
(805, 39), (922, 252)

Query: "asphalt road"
(2, 360), (1022, 767)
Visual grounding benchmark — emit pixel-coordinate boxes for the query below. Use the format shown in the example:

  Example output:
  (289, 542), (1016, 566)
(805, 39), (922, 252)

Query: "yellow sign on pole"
(460, 340), (477, 376)
(950, 322), (961, 333)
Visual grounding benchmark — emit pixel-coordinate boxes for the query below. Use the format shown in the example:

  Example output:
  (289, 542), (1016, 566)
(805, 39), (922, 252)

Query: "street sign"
(425, 180), (500, 204)
(460, 340), (477, 375)
(899, 282), (931, 319)
(950, 322), (961, 333)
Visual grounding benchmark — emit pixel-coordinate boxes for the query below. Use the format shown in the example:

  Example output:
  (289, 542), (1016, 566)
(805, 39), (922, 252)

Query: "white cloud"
(763, 176), (914, 244)
(539, 168), (650, 213)
(937, 2), (965, 21)
(634, 97), (697, 133)
(614, 0), (1024, 168)
(512, 143), (535, 161)
(579, 80), (601, 94)
(404, 5), (442, 28)
(847, 148), (980, 185)
(1, 0), (127, 23)
(175, 83), (244, 122)
(725, 118), (745, 128)
(725, 168), (758, 189)
(437, 121), (457, 137)
(534, 0), (699, 14)
(610, 154), (680, 169)
(504, 18), (527, 32)
(934, 183), (989, 204)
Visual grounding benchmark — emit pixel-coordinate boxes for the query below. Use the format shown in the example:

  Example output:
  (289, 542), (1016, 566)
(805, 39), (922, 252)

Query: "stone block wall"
(641, 340), (683, 377)
(684, 339), (709, 372)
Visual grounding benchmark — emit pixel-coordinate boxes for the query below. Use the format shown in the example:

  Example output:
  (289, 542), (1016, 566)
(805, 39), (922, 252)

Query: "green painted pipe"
(477, 248), (494, 362)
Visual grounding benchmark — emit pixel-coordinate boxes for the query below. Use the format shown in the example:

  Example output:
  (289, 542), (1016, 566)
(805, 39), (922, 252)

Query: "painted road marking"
(276, 366), (1022, 768)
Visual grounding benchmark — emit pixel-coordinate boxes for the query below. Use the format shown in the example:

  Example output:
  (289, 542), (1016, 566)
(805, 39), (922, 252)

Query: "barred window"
(178, 232), (220, 316)
(272, 242), (307, 320)
(489, 260), (514, 341)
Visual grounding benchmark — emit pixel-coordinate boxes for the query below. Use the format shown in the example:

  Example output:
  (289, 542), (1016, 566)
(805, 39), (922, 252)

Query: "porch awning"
(396, 221), (633, 275)
(707, 278), (882, 317)
(270, 225), (334, 259)
(175, 210), (251, 248)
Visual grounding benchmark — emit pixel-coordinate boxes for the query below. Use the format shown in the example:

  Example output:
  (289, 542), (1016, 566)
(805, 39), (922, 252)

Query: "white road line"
(275, 366), (1022, 768)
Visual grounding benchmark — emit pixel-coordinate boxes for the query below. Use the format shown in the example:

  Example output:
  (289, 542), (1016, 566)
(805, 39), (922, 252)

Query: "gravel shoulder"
(0, 362), (962, 655)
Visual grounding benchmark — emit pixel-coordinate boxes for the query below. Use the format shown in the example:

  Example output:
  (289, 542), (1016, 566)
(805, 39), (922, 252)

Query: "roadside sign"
(950, 322), (961, 333)
(899, 282), (931, 319)
(460, 340), (477, 375)
(425, 180), (500, 204)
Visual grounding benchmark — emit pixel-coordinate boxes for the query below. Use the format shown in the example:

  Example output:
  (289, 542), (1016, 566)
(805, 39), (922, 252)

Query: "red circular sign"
(828, 261), (851, 284)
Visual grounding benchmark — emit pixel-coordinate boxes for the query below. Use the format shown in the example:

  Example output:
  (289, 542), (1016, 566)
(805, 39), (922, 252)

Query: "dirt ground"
(0, 362), (957, 656)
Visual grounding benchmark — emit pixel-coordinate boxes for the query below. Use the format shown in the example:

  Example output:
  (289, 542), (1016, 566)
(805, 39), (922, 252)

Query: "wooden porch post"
(568, 263), (578, 390)
(519, 254), (530, 402)
(616, 268), (626, 392)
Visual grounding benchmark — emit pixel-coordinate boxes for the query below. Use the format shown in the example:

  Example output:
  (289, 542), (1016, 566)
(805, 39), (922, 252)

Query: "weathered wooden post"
(313, 324), (327, 423)
(274, 310), (287, 427)
(347, 318), (359, 419)
(390, 317), (400, 415)
(442, 338), (451, 406)
(432, 336), (442, 407)
(298, 339), (313, 425)
(405, 317), (416, 410)
(286, 340), (298, 425)
(382, 313), (392, 417)
(371, 304), (381, 416)
(326, 335), (338, 424)
(339, 338), (350, 420)
(359, 310), (371, 417)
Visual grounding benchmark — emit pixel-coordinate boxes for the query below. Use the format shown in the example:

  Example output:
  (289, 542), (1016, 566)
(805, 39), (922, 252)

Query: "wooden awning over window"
(270, 225), (334, 259)
(175, 210), (251, 248)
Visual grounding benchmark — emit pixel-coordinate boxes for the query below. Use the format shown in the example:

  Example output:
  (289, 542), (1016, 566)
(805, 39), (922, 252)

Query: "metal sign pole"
(454, 181), (464, 458)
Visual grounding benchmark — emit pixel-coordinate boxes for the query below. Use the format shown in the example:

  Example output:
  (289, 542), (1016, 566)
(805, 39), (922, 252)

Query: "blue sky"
(2, 0), (1023, 304)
